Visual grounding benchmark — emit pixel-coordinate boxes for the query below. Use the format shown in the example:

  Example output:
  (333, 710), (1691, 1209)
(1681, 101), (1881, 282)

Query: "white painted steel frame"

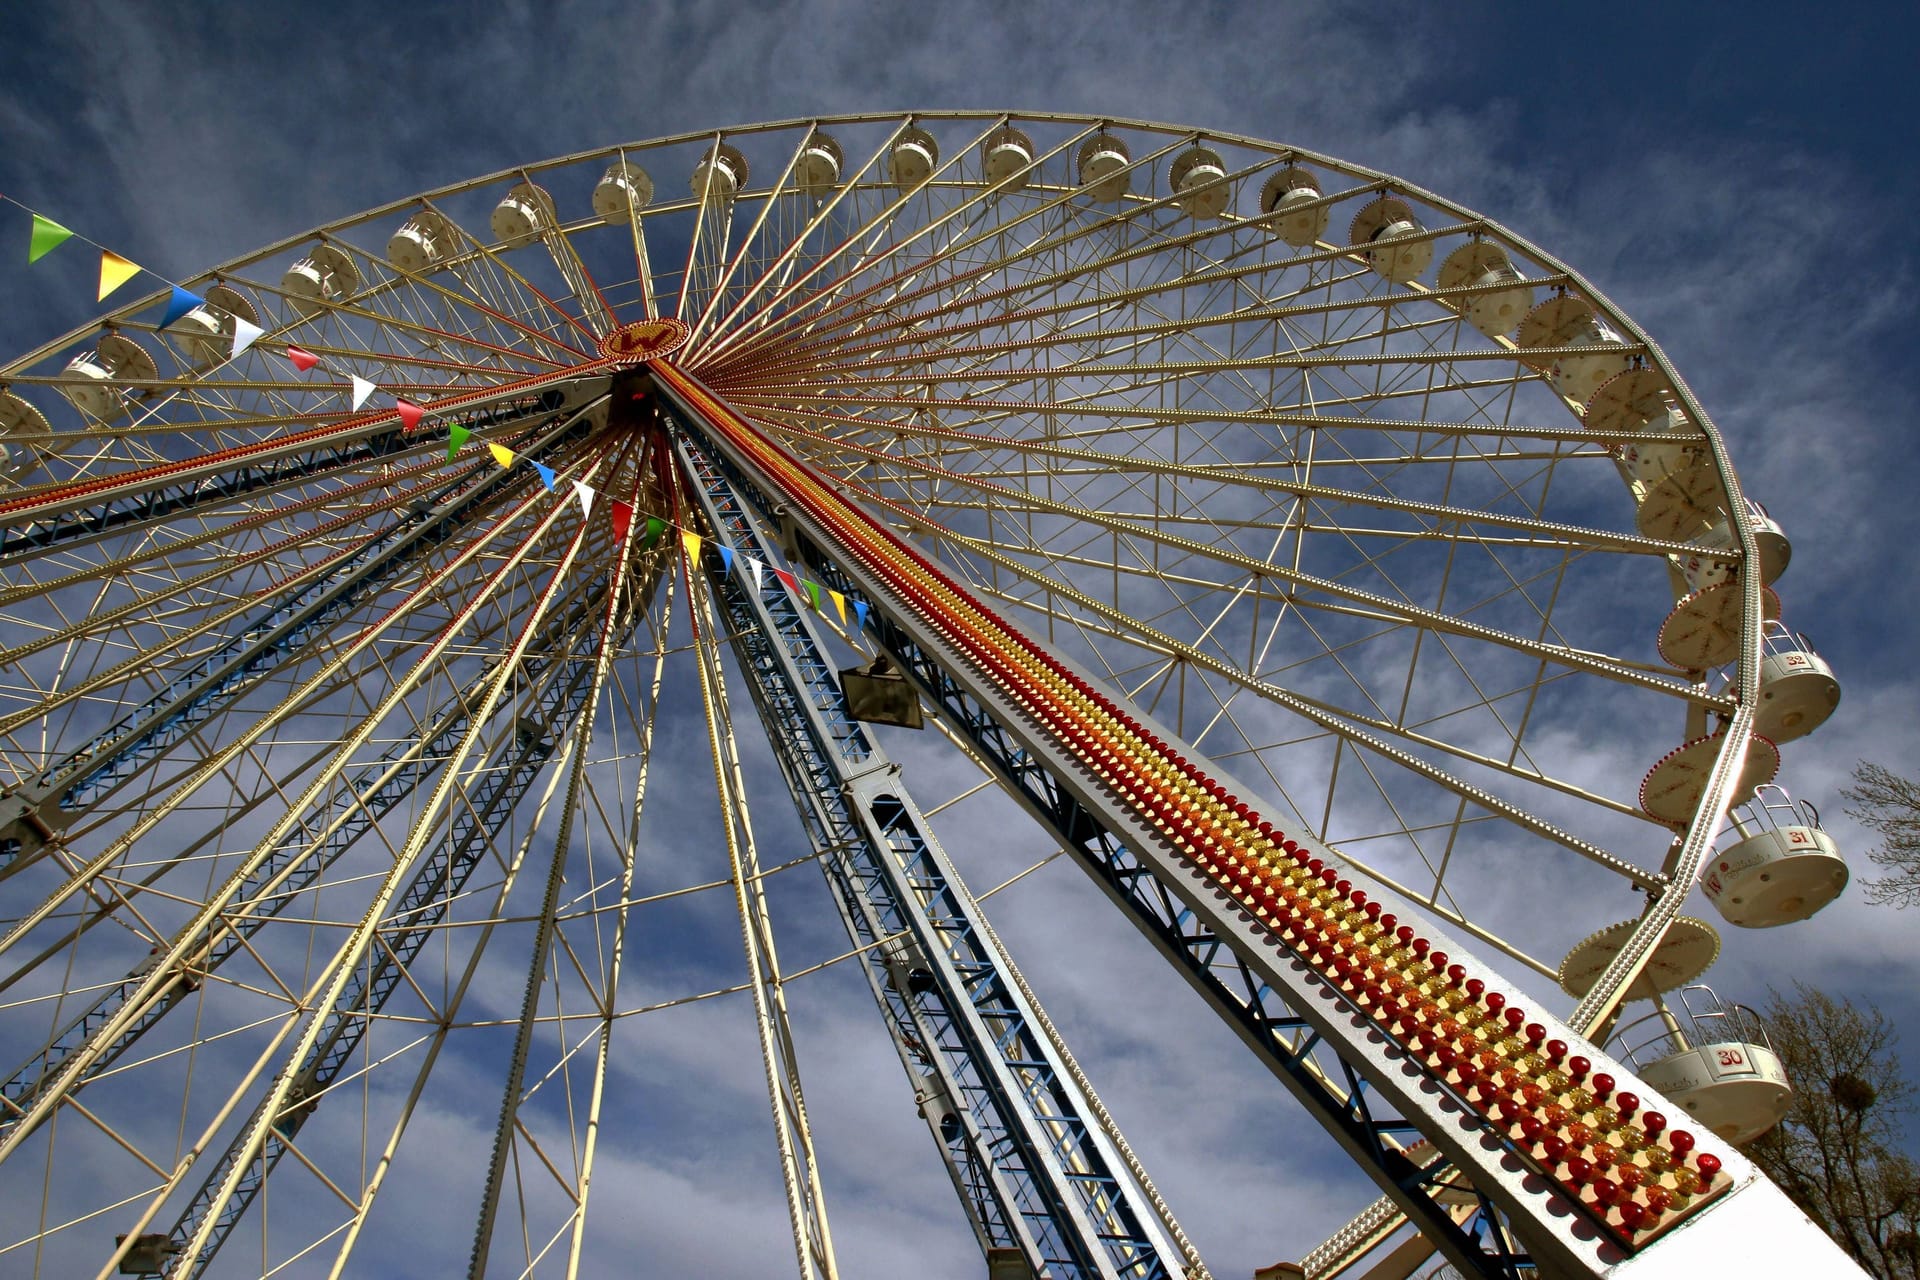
(0, 112), (1808, 1277)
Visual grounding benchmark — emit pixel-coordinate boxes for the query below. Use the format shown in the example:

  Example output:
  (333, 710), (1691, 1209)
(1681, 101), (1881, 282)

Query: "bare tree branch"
(1843, 761), (1920, 908)
(1746, 982), (1919, 1279)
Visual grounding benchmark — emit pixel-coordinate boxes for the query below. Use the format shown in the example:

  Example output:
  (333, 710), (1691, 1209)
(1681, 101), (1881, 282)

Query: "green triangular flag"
(28, 214), (72, 264)
(446, 423), (472, 459)
(642, 516), (665, 547)
(802, 580), (821, 611)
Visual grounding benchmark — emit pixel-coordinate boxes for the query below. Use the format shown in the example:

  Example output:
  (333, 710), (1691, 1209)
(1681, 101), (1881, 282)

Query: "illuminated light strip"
(655, 360), (1728, 1244)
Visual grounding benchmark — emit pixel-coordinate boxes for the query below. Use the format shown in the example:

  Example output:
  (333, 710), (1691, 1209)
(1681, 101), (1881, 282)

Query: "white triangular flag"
(230, 316), (265, 359)
(746, 555), (763, 593)
(350, 375), (376, 411)
(573, 480), (595, 518)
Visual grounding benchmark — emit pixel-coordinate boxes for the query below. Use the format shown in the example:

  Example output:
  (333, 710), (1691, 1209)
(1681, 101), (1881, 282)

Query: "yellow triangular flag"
(680, 530), (703, 563)
(97, 251), (141, 301)
(829, 590), (848, 623)
(488, 442), (515, 468)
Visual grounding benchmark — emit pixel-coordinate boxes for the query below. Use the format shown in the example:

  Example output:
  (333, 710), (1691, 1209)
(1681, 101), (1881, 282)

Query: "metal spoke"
(0, 113), (1849, 1280)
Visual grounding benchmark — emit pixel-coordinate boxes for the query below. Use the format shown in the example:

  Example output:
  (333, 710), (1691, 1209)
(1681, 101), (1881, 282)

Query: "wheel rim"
(0, 113), (1768, 1277)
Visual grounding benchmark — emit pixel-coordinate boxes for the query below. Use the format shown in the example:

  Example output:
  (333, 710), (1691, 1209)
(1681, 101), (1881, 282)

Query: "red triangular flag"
(774, 568), (798, 594)
(395, 400), (424, 430)
(610, 500), (634, 544)
(286, 345), (320, 372)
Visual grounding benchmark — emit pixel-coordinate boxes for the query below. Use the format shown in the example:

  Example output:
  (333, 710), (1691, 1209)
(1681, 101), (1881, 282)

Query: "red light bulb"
(1590, 1176), (1621, 1206)
(1641, 1110), (1667, 1135)
(1563, 1156), (1593, 1185)
(1568, 1056), (1591, 1082)
(1695, 1152), (1723, 1178)
(1668, 1129), (1696, 1155)
(1591, 1073), (1615, 1101)
(1616, 1200), (1647, 1230)
(1615, 1091), (1639, 1120)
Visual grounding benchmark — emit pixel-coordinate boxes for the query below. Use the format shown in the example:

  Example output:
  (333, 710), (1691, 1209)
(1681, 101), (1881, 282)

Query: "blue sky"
(1, 3), (1916, 1278)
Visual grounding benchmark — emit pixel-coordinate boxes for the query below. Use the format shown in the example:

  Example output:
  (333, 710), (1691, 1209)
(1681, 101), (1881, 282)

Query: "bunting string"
(3, 193), (874, 638)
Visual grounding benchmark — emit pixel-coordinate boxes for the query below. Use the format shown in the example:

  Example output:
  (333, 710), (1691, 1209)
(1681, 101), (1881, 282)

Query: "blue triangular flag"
(534, 462), (556, 491)
(718, 545), (734, 573)
(159, 284), (205, 329)
(853, 601), (869, 629)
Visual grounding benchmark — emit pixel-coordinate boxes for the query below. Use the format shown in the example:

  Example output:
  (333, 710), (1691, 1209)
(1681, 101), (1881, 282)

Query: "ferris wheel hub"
(598, 317), (689, 365)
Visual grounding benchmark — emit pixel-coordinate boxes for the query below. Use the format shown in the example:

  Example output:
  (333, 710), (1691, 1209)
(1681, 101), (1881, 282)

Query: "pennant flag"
(230, 316), (264, 358)
(829, 590), (847, 623)
(681, 530), (703, 564)
(802, 580), (821, 611)
(642, 516), (665, 548)
(446, 423), (471, 458)
(158, 284), (205, 329)
(572, 480), (595, 518)
(487, 442), (515, 468)
(717, 545), (734, 574)
(746, 556), (763, 592)
(350, 375), (376, 410)
(27, 214), (72, 263)
(97, 251), (141, 301)
(534, 462), (556, 491)
(853, 600), (869, 630)
(286, 345), (320, 371)
(610, 500), (633, 544)
(395, 399), (425, 430)
(774, 568), (798, 595)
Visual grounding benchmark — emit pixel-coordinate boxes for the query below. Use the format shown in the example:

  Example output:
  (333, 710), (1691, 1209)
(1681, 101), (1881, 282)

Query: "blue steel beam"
(677, 431), (1182, 1280)
(0, 399), (605, 869)
(665, 397), (1535, 1280)
(0, 389), (572, 563)
(0, 572), (618, 1134)
(156, 564), (649, 1280)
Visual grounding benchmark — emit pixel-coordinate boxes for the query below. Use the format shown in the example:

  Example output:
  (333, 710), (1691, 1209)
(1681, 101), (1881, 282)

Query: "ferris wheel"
(0, 113), (1857, 1279)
